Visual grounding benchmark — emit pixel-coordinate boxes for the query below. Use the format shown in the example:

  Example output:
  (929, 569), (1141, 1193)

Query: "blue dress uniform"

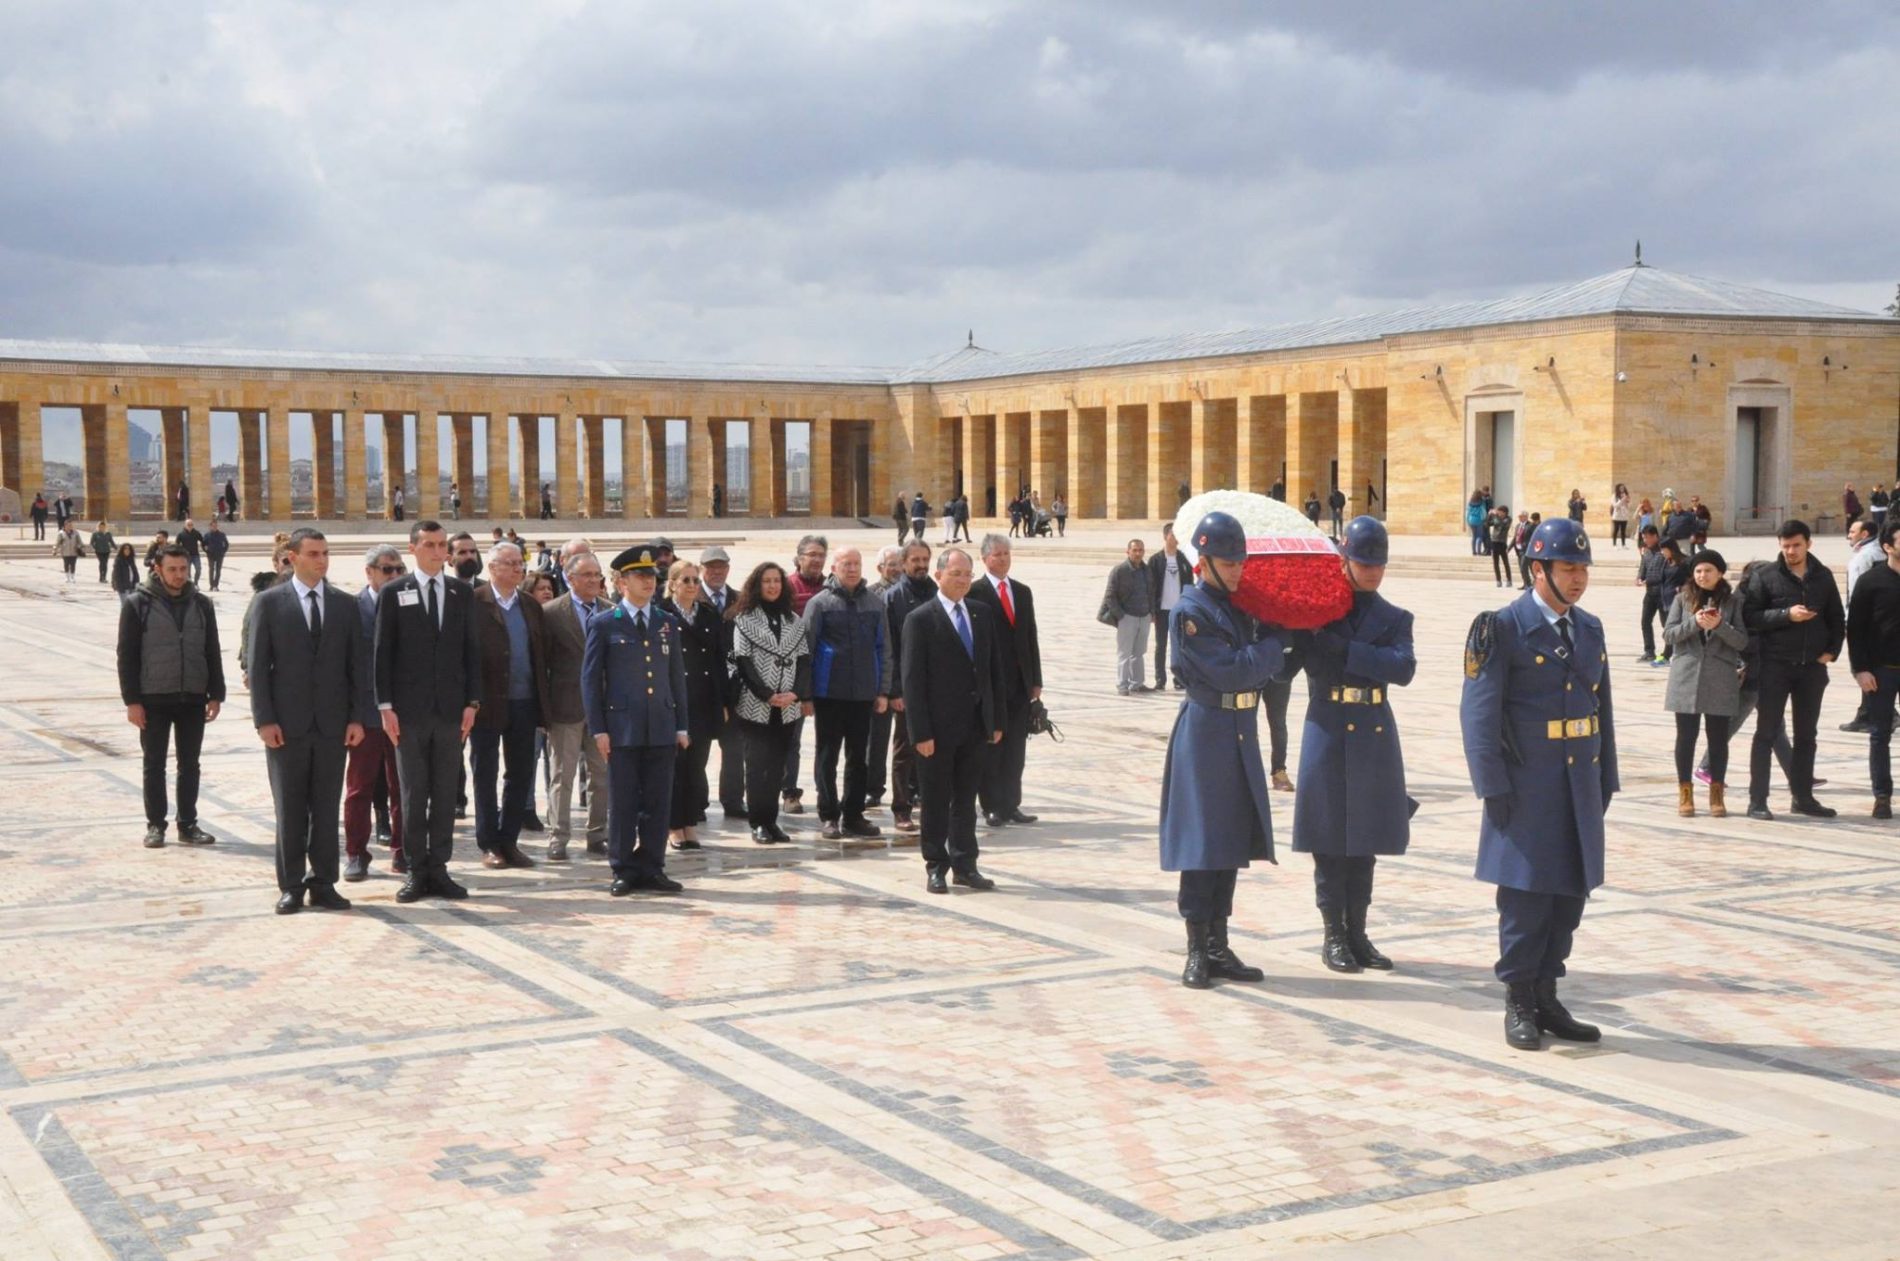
(1460, 517), (1619, 1049)
(583, 545), (690, 895)
(1158, 511), (1284, 990)
(1291, 518), (1417, 973)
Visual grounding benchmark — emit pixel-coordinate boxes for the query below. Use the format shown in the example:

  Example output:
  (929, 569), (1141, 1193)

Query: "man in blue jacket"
(1461, 518), (1618, 1050)
(1158, 511), (1285, 991)
(801, 546), (893, 841)
(1291, 517), (1416, 974)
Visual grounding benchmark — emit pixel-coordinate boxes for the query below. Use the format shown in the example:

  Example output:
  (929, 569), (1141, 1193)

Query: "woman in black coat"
(659, 560), (725, 848)
(110, 543), (140, 600)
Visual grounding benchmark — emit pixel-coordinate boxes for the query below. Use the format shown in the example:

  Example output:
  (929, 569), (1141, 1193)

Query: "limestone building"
(2, 261), (1895, 532)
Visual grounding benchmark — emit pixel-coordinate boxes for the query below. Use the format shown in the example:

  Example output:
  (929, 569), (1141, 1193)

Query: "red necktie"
(998, 580), (1016, 626)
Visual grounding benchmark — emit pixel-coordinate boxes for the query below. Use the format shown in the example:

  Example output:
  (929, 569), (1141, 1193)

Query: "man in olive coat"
(1158, 511), (1283, 991)
(1291, 517), (1416, 974)
(1461, 517), (1618, 1051)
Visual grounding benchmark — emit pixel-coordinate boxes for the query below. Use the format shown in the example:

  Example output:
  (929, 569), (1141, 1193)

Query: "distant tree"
(1888, 283), (1900, 317)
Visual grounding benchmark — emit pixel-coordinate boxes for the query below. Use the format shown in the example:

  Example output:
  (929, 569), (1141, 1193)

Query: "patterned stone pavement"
(0, 527), (1896, 1259)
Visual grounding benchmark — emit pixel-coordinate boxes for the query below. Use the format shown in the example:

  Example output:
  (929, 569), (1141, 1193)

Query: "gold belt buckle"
(1329, 686), (1384, 705)
(1229, 690), (1258, 709)
(1546, 717), (1598, 739)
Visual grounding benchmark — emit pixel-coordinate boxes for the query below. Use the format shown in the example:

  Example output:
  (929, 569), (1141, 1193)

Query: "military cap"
(610, 544), (662, 574)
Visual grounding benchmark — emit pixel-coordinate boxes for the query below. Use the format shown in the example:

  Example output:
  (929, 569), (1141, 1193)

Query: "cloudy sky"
(5, 0), (1897, 382)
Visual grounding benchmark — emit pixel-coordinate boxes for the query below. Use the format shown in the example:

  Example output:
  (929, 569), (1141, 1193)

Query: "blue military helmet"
(1341, 515), (1388, 566)
(1191, 510), (1248, 563)
(1527, 517), (1592, 565)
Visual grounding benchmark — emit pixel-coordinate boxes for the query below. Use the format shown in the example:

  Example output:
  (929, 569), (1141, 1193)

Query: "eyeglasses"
(675, 577), (701, 586)
(376, 565), (405, 575)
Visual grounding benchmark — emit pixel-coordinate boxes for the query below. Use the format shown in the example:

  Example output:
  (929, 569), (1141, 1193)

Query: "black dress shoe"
(275, 890), (304, 915)
(1320, 909), (1362, 973)
(610, 877), (636, 897)
(952, 868), (996, 891)
(1840, 719), (1872, 733)
(1875, 796), (1893, 820)
(984, 812), (1008, 828)
(391, 849), (410, 874)
(1532, 979), (1601, 1042)
(176, 823), (216, 846)
(752, 826), (776, 845)
(432, 874), (470, 900)
(842, 817), (881, 838)
(1007, 809), (1038, 824)
(926, 867), (949, 895)
(143, 825), (166, 849)
(671, 836), (701, 850)
(767, 824), (794, 845)
(585, 838), (607, 854)
(636, 873), (684, 893)
(1504, 982), (1542, 1050)
(520, 813), (545, 834)
(307, 885), (352, 911)
(1746, 802), (1775, 821)
(501, 844), (537, 868)
(1790, 798), (1837, 819)
(396, 876), (427, 904)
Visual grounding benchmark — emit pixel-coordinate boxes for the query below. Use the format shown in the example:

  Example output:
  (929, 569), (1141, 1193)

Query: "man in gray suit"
(249, 528), (367, 914)
(542, 550), (612, 861)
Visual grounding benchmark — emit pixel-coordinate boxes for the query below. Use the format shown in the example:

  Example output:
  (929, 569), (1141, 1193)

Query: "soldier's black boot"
(1504, 982), (1542, 1050)
(1320, 909), (1362, 973)
(1206, 918), (1264, 982)
(1182, 920), (1213, 990)
(1532, 979), (1601, 1042)
(1345, 905), (1393, 971)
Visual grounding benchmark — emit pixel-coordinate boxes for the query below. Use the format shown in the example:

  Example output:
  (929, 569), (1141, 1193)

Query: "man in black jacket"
(375, 520), (483, 901)
(967, 534), (1042, 828)
(1146, 525), (1189, 690)
(1743, 520), (1845, 820)
(118, 545), (225, 849)
(1848, 518), (1900, 817)
(883, 540), (937, 834)
(901, 547), (1007, 894)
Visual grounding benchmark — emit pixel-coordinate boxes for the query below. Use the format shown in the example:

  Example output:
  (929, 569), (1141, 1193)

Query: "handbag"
(1097, 597), (1120, 627)
(1027, 698), (1063, 742)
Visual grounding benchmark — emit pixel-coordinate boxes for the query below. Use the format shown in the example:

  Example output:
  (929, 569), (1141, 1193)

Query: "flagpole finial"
(1634, 239), (1644, 267)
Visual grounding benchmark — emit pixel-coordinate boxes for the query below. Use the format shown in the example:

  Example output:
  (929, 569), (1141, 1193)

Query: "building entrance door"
(1487, 411), (1516, 510)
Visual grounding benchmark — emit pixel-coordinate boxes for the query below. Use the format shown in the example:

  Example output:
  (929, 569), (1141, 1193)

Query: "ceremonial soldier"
(583, 544), (689, 896)
(1291, 516), (1416, 973)
(1460, 517), (1618, 1050)
(1159, 510), (1284, 990)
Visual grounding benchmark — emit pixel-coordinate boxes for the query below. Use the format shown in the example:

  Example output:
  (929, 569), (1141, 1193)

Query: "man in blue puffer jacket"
(802, 546), (895, 841)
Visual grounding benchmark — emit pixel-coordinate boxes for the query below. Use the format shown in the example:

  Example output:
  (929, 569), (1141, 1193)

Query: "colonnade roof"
(0, 266), (1890, 394)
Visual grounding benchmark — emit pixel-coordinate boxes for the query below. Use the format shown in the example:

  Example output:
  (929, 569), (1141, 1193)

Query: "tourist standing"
(392, 484), (406, 522)
(1465, 493), (1485, 555)
(1567, 489), (1587, 523)
(1102, 538), (1153, 695)
(1147, 523), (1189, 689)
(892, 494), (910, 545)
(1872, 483), (1891, 536)
(1486, 506), (1512, 587)
(118, 545), (224, 849)
(1609, 484), (1631, 546)
(111, 543), (139, 600)
(909, 492), (928, 547)
(224, 478), (239, 522)
(29, 492), (48, 540)
(202, 519), (229, 591)
(174, 480), (190, 522)
(801, 547), (891, 841)
(1741, 520), (1843, 820)
(1848, 520), (1900, 818)
(954, 493), (973, 543)
(1663, 550), (1744, 818)
(177, 518), (205, 586)
(1635, 525), (1667, 662)
(52, 519), (82, 584)
(1326, 485), (1347, 539)
(1843, 484), (1863, 532)
(729, 561), (810, 845)
(88, 520), (115, 583)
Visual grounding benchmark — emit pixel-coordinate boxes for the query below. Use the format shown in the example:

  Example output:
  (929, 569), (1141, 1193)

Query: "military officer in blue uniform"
(1159, 510), (1285, 990)
(583, 544), (689, 896)
(1461, 517), (1618, 1050)
(1291, 516), (1417, 974)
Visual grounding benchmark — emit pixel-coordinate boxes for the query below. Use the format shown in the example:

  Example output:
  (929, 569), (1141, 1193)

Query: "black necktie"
(427, 577), (439, 629)
(1556, 615), (1574, 656)
(307, 589), (322, 644)
(636, 612), (646, 635)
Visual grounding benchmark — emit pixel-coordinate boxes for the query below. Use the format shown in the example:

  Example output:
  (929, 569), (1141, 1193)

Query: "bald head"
(830, 546), (863, 591)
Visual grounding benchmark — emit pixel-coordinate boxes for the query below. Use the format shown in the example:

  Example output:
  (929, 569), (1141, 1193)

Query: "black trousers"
(917, 732), (985, 872)
(1611, 520), (1629, 545)
(1264, 676), (1291, 774)
(890, 708), (919, 818)
(1639, 588), (1663, 657)
(1750, 659), (1829, 806)
(717, 722), (747, 812)
(894, 519), (908, 544)
(268, 735), (348, 893)
(812, 698), (873, 822)
(95, 552), (109, 582)
(207, 554), (224, 590)
(140, 698), (206, 829)
(979, 699), (1030, 818)
(1674, 712), (1731, 783)
(670, 728), (713, 828)
(1312, 854), (1376, 912)
(1490, 544), (1510, 583)
(608, 744), (674, 878)
(780, 715), (804, 799)
(741, 719), (797, 829)
(1867, 666), (1900, 796)
(1177, 868), (1237, 920)
(1152, 611), (1174, 686)
(395, 714), (464, 876)
(470, 698), (538, 853)
(1495, 886), (1586, 983)
(866, 704), (893, 800)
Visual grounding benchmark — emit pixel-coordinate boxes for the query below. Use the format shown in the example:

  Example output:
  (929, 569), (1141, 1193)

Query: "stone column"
(160, 408), (186, 509)
(238, 411), (264, 520)
(995, 412), (1027, 506)
(1108, 403), (1148, 519)
(1147, 401), (1190, 515)
(451, 414), (476, 518)
(1067, 407), (1106, 519)
(647, 417), (670, 516)
(620, 414), (641, 519)
(750, 413), (780, 518)
(580, 415), (606, 518)
(381, 412), (406, 519)
(809, 414), (835, 516)
(1339, 388), (1387, 519)
(958, 416), (990, 516)
(486, 411), (512, 518)
(310, 411), (338, 519)
(1189, 398), (1236, 498)
(1031, 409), (1066, 504)
(704, 418), (727, 516)
(341, 409), (367, 521)
(266, 407), (292, 521)
(516, 414), (542, 519)
(98, 403), (132, 524)
(685, 414), (714, 518)
(414, 409), (441, 518)
(1286, 392), (1339, 511)
(1237, 396), (1284, 495)
(185, 406), (214, 521)
(554, 410), (579, 519)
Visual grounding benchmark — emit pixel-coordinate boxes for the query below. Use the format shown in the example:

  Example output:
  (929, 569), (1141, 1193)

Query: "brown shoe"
(481, 851), (509, 869)
(1678, 783), (1696, 817)
(1271, 770), (1294, 793)
(1709, 783), (1727, 818)
(893, 813), (920, 833)
(502, 844), (537, 869)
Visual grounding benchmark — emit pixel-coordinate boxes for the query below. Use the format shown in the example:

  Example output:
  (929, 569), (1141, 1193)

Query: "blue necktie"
(953, 603), (973, 658)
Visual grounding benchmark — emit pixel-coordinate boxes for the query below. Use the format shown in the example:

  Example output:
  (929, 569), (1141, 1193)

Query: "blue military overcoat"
(1460, 591), (1619, 897)
(582, 601), (690, 747)
(1291, 591), (1417, 857)
(1158, 582), (1285, 872)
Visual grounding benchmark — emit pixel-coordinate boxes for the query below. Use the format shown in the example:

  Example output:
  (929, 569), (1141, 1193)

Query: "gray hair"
(935, 546), (972, 574)
(560, 536), (592, 558)
(876, 545), (902, 565)
(979, 532), (1012, 558)
(563, 550), (601, 577)
(796, 533), (828, 556)
(364, 543), (402, 568)
(487, 541), (523, 566)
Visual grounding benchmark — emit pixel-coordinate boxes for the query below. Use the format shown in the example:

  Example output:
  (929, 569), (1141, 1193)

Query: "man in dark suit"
(698, 546), (747, 816)
(248, 528), (367, 914)
(966, 533), (1042, 828)
(375, 520), (482, 903)
(343, 544), (406, 881)
(471, 541), (550, 870)
(901, 546), (1007, 895)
